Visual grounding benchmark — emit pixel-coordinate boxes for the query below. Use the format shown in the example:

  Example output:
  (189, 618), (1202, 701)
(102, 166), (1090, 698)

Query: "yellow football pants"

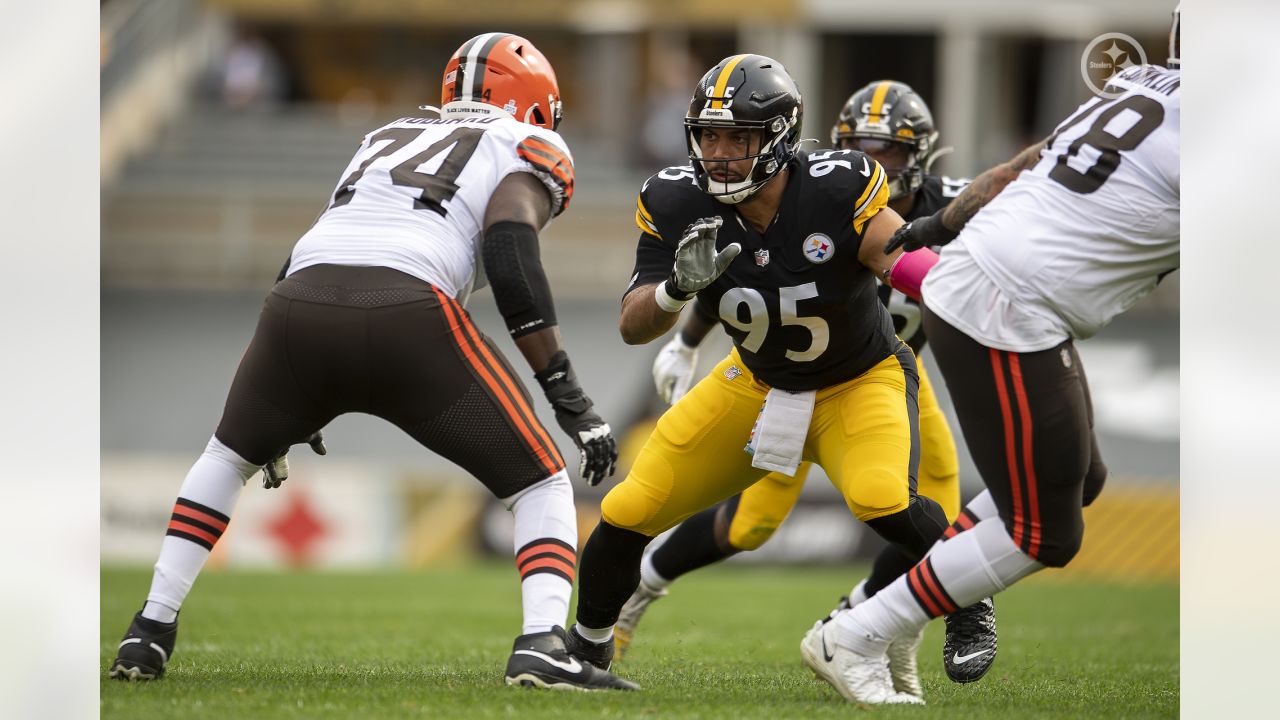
(601, 345), (923, 538)
(726, 357), (960, 550)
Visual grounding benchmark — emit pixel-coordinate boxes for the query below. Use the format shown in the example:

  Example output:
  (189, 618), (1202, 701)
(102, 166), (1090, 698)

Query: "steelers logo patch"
(802, 234), (834, 263)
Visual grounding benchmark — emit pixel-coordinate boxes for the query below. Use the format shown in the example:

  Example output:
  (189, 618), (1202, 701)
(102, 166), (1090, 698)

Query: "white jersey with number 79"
(924, 64), (1180, 352)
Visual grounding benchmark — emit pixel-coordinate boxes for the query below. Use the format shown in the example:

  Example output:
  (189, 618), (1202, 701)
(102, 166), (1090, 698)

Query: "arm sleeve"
(482, 221), (559, 338)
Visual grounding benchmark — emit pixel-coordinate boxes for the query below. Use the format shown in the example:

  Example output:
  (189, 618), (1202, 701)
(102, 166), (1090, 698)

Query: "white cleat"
(886, 623), (925, 698)
(801, 617), (925, 705)
(613, 580), (667, 659)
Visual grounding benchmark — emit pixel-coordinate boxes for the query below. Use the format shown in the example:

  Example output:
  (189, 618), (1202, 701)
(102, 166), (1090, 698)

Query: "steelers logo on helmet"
(684, 54), (804, 204)
(802, 233), (835, 264)
(830, 80), (940, 201)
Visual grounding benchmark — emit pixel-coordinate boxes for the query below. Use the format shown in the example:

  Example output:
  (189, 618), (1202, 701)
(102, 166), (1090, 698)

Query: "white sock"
(142, 600), (178, 624)
(639, 549), (672, 591)
(926, 517), (1043, 603)
(503, 470), (578, 635)
(838, 516), (1044, 655)
(144, 436), (256, 616)
(928, 488), (1001, 554)
(965, 490), (998, 523)
(573, 623), (614, 643)
(847, 578), (870, 606)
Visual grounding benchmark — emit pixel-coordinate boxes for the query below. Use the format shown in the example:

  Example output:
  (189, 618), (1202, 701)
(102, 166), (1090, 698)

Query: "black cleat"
(504, 627), (638, 691)
(564, 624), (616, 671)
(943, 597), (997, 683)
(109, 611), (178, 681)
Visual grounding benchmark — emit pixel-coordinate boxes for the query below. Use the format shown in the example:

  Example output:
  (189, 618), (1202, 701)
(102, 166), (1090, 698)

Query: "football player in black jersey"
(614, 81), (999, 689)
(564, 56), (948, 704)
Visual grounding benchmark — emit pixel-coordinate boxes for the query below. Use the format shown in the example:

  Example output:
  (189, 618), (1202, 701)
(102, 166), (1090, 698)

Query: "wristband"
(887, 248), (941, 302)
(655, 280), (693, 313)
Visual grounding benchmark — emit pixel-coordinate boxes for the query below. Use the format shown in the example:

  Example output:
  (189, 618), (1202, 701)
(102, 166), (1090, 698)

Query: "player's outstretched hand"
(262, 431), (327, 489)
(671, 216), (740, 295)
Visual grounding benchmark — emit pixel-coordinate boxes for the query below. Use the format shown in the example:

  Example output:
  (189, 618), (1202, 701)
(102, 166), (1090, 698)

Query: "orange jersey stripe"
(442, 294), (565, 469)
(168, 520), (219, 547)
(173, 505), (229, 534)
(516, 542), (577, 568)
(433, 288), (562, 476)
(520, 136), (573, 175)
(517, 141), (575, 195)
(519, 556), (576, 581)
(989, 349), (1025, 550)
(1008, 354), (1042, 557)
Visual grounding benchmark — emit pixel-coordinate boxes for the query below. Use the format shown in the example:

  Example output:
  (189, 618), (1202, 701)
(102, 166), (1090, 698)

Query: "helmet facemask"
(686, 112), (799, 204)
(836, 136), (925, 201)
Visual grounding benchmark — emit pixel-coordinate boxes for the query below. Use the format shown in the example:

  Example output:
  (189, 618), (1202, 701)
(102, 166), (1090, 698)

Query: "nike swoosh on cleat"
(821, 631), (836, 662)
(951, 648), (993, 664)
(513, 649), (583, 674)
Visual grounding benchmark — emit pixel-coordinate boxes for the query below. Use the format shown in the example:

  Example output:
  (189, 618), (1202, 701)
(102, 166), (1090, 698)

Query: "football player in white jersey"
(803, 7), (1180, 705)
(614, 81), (999, 691)
(109, 33), (634, 691)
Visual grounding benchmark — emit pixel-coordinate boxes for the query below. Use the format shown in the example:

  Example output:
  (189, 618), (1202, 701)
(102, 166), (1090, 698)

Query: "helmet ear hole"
(531, 106), (546, 128)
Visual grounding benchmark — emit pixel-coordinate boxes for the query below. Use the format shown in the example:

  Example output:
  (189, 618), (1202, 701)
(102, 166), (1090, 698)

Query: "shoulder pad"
(516, 131), (575, 216)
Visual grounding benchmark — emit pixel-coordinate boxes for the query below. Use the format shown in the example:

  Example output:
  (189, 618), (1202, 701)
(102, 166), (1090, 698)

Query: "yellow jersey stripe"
(852, 164), (889, 235)
(710, 55), (749, 109)
(636, 212), (660, 237)
(636, 195), (655, 224)
(851, 162), (885, 217)
(869, 81), (893, 121)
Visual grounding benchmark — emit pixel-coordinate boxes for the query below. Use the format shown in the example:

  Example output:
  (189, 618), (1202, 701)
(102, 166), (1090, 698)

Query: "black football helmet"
(685, 54), (803, 204)
(1168, 3), (1180, 68)
(830, 80), (938, 200)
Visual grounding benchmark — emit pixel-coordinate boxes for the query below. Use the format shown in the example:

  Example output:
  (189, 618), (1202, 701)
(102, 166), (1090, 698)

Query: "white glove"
(652, 335), (699, 404)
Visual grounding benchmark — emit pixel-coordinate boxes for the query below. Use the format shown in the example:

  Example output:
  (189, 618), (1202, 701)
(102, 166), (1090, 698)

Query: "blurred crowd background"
(101, 0), (1178, 579)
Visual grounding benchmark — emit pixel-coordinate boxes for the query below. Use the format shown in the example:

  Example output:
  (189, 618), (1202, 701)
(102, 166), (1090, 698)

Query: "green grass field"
(101, 564), (1177, 718)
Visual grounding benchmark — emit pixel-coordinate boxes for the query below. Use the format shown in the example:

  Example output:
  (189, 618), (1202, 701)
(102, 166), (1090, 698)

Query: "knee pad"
(844, 468), (910, 522)
(1082, 456), (1109, 507)
(1035, 532), (1084, 568)
(864, 495), (948, 561)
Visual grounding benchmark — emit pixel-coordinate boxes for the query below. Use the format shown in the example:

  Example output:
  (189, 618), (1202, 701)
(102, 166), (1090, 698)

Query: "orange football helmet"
(440, 33), (563, 131)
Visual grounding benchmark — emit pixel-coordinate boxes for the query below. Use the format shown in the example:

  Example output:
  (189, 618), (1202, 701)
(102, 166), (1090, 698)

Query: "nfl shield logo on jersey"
(754, 249), (770, 266)
(803, 234), (834, 263)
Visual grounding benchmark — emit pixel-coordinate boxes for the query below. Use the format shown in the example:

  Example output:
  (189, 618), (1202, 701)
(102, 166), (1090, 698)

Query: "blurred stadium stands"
(101, 0), (1179, 578)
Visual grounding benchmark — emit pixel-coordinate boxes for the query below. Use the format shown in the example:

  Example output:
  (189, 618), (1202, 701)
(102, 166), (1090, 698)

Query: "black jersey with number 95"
(626, 151), (900, 391)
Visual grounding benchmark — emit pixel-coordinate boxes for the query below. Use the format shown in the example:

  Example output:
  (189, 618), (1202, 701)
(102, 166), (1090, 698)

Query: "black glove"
(262, 431), (327, 489)
(883, 211), (960, 255)
(535, 352), (618, 486)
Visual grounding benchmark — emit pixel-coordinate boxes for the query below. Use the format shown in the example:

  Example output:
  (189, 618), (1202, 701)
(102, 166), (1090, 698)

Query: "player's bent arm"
(939, 138), (1047, 233)
(620, 283), (682, 345)
(483, 171), (618, 486)
(857, 206), (908, 280)
(482, 172), (563, 373)
(859, 207), (939, 302)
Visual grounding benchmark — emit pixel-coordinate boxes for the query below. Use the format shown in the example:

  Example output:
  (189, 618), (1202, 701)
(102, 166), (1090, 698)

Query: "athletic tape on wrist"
(654, 281), (692, 313)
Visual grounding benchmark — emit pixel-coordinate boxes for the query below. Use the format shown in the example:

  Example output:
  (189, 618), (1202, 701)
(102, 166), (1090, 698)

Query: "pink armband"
(887, 248), (940, 301)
